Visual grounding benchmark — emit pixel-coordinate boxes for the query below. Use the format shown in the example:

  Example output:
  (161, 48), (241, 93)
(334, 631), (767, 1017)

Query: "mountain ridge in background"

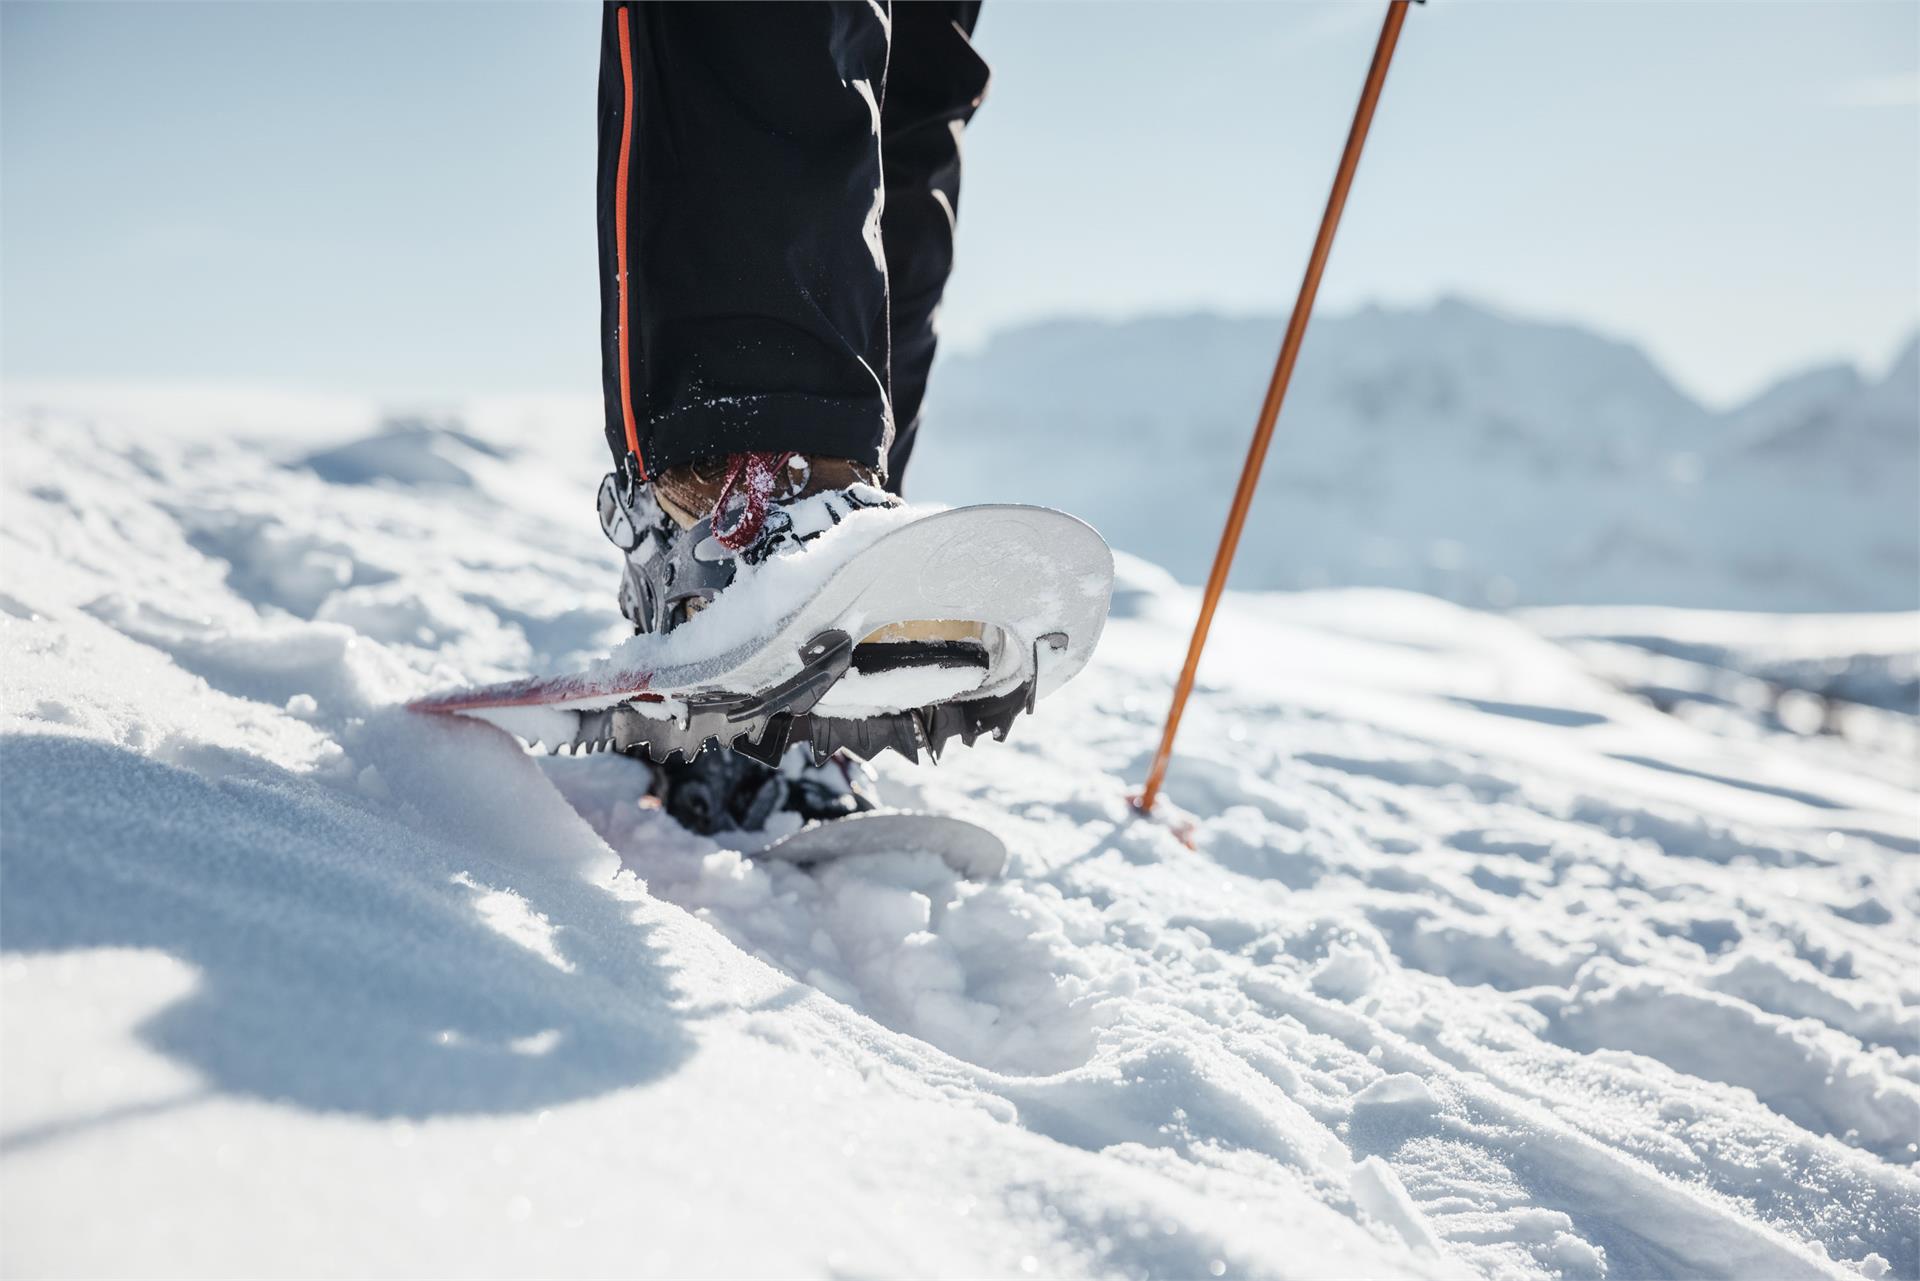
(916, 297), (1919, 612)
(7, 296), (1911, 612)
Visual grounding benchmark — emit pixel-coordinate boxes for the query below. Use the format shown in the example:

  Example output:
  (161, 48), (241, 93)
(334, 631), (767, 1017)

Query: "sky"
(3, 1), (1915, 409)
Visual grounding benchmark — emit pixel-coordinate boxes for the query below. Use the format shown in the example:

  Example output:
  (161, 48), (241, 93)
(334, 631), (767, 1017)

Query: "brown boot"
(650, 452), (982, 650)
(652, 454), (880, 531)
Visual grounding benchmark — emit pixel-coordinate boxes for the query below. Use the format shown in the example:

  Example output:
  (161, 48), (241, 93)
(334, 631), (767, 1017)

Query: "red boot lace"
(710, 451), (796, 552)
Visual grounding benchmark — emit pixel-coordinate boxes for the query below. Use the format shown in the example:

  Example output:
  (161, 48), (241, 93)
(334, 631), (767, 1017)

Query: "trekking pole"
(1134, 0), (1413, 816)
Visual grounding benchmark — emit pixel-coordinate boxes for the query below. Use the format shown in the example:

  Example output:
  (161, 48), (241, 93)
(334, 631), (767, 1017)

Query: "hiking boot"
(596, 450), (986, 831)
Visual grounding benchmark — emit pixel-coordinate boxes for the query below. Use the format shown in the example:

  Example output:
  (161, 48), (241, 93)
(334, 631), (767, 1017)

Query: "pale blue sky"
(4, 1), (1915, 407)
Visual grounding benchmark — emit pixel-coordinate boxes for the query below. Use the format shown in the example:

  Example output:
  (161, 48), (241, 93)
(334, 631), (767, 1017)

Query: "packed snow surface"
(2, 401), (1917, 1280)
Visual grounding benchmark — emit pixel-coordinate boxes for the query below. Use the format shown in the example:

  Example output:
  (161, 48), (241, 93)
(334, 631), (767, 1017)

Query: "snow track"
(3, 407), (1915, 1279)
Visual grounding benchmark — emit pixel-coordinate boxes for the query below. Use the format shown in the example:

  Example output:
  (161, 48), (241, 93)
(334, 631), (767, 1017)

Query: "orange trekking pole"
(1135, 0), (1414, 815)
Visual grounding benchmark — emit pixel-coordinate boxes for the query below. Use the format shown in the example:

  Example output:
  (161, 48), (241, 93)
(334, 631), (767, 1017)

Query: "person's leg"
(597, 1), (894, 484)
(878, 3), (989, 493)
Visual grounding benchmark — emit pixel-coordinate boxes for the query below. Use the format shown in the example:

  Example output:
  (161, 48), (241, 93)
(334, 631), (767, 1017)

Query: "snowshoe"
(408, 451), (1113, 768)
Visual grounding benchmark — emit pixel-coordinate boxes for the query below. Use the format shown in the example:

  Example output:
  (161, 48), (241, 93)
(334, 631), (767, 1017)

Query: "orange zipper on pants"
(615, 5), (644, 477)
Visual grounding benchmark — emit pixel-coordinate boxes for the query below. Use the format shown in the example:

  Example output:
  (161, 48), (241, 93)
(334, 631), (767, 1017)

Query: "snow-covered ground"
(2, 400), (1916, 1279)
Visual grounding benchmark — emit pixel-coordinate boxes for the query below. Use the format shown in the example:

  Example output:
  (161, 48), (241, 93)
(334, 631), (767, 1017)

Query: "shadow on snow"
(0, 731), (694, 1139)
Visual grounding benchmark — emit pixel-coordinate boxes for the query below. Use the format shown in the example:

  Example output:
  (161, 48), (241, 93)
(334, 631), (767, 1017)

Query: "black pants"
(598, 1), (987, 494)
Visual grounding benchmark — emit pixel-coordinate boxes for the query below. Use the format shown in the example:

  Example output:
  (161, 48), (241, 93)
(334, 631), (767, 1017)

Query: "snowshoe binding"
(647, 738), (879, 837)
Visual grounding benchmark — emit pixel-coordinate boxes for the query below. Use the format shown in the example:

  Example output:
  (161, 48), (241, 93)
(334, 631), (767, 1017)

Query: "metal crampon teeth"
(594, 675), (1037, 768)
(531, 625), (1050, 767)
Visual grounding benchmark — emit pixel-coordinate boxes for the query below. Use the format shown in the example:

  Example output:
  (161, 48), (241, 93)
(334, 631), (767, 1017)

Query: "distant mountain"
(1727, 335), (1919, 460)
(914, 298), (1919, 611)
(1719, 361), (1868, 451)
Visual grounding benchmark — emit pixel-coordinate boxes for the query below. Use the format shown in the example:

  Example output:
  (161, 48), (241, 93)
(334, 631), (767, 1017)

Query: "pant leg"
(598, 2), (894, 481)
(878, 2), (989, 494)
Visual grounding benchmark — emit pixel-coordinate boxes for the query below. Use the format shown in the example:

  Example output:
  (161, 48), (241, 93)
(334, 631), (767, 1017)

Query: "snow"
(3, 394), (1918, 1280)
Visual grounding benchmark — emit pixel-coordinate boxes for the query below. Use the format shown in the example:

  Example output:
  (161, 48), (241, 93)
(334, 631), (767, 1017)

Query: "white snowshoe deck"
(409, 505), (1113, 765)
